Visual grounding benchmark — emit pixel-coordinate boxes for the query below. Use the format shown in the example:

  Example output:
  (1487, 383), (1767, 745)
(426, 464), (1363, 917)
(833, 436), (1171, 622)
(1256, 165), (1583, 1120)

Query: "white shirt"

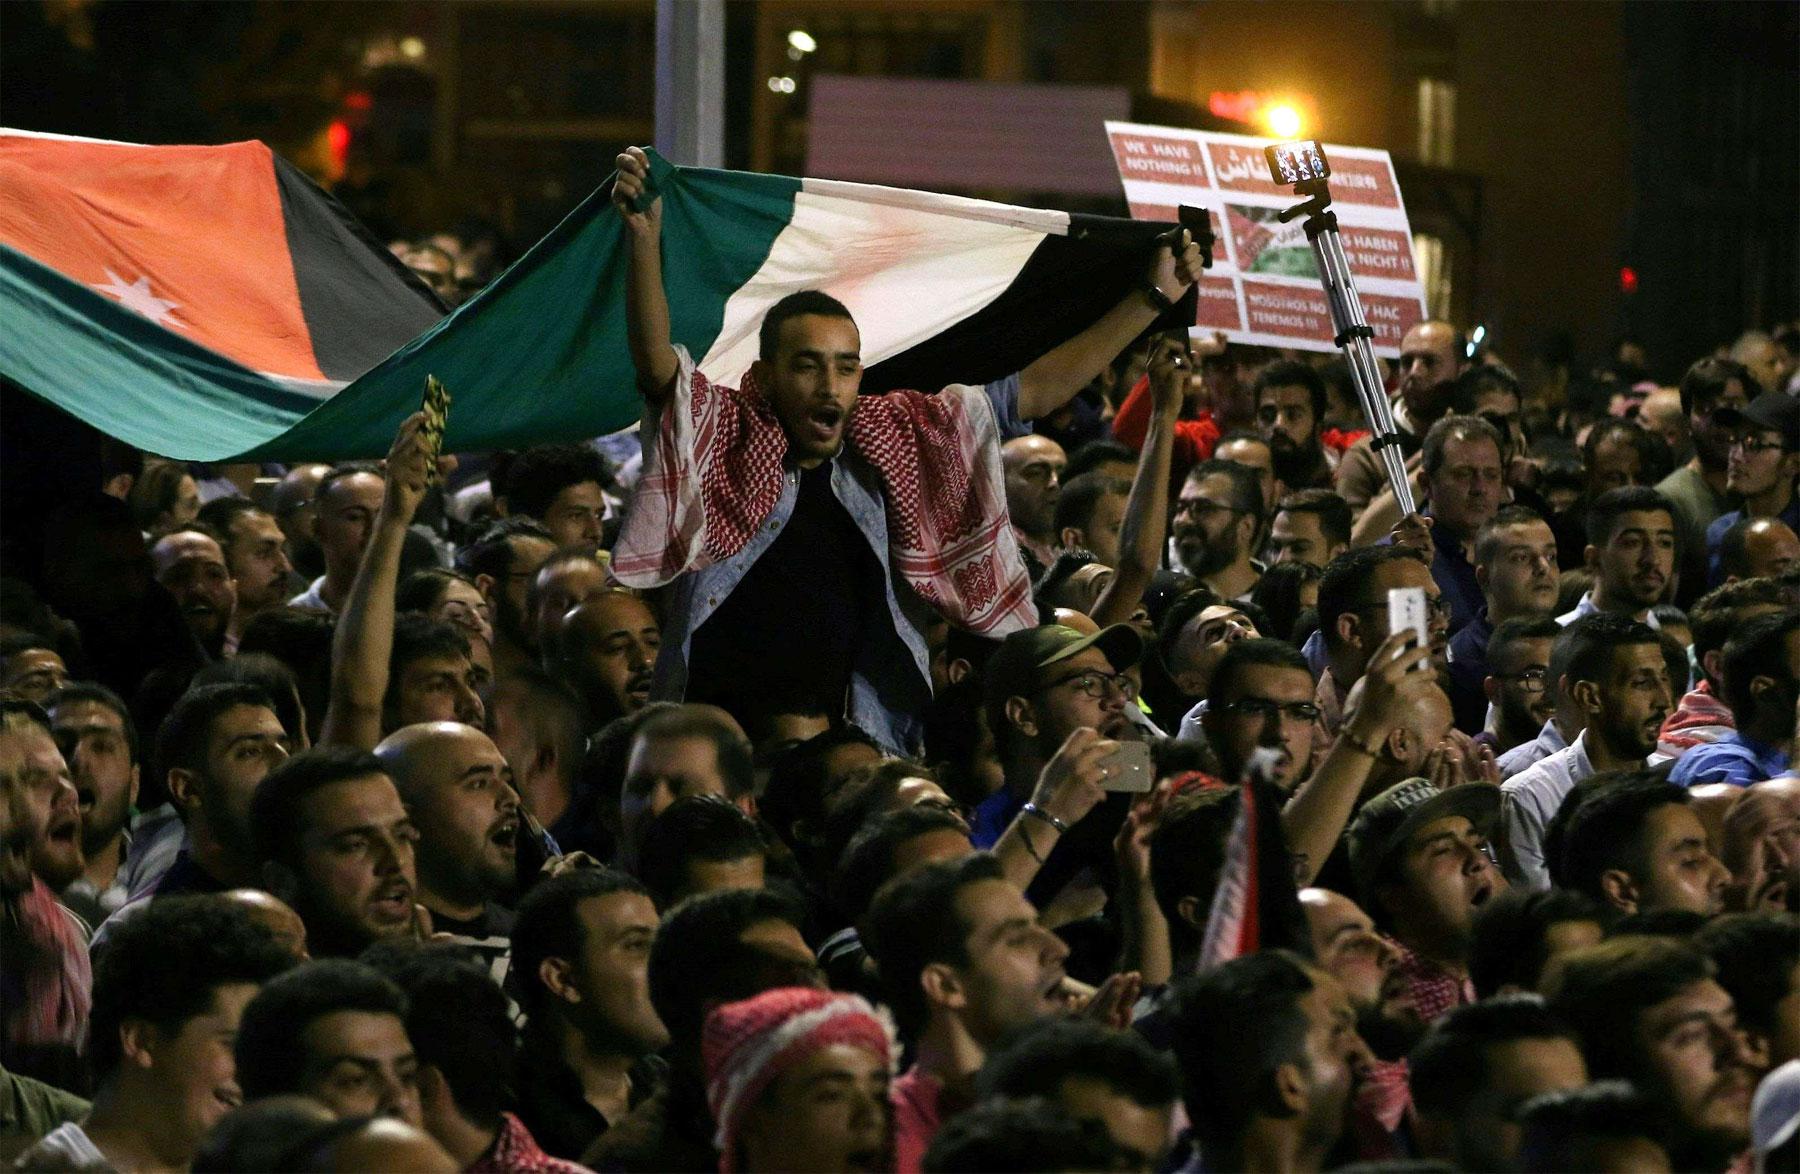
(288, 575), (331, 613)
(1500, 730), (1595, 890)
(1556, 591), (1660, 629)
(18, 1122), (106, 1171)
(1497, 717), (1569, 781)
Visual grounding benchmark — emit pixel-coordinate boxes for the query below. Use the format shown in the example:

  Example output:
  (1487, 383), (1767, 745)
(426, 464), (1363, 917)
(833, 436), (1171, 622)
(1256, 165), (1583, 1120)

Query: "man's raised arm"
(614, 146), (679, 405)
(1015, 228), (1206, 420)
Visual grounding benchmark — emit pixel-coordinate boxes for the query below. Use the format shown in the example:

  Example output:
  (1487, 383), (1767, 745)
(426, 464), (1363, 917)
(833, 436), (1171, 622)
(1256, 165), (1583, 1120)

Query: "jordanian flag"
(1, 137), (1189, 461)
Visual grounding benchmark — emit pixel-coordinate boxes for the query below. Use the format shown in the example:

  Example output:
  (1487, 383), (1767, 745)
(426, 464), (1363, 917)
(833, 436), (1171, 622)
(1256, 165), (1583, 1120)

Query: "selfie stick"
(1277, 179), (1417, 516)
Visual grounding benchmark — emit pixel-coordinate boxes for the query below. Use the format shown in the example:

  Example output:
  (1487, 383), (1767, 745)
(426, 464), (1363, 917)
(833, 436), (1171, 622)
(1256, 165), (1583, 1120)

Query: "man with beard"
(1407, 996), (1589, 1173)
(862, 854), (1077, 1170)
(1254, 360), (1335, 490)
(1706, 391), (1800, 582)
(1315, 547), (1451, 733)
(981, 623), (1138, 905)
(1348, 780), (1506, 1027)
(45, 684), (139, 927)
(1214, 432), (1280, 526)
(0, 700), (90, 1091)
(197, 498), (296, 653)
(1501, 615), (1670, 889)
(611, 147), (1205, 755)
(1560, 487), (1679, 626)
(1672, 610), (1800, 786)
(551, 591), (660, 731)
(1168, 951), (1373, 1174)
(150, 525), (237, 660)
(1002, 435), (1068, 578)
(1657, 358), (1756, 607)
(1415, 416), (1506, 636)
(1299, 887), (1426, 1060)
(1337, 320), (1468, 511)
(1547, 937), (1759, 1171)
(1172, 459), (1264, 602)
(528, 546), (612, 655)
(1446, 508), (1560, 735)
(374, 724), (520, 949)
(1555, 774), (1731, 918)
(1268, 490), (1351, 569)
(96, 684), (291, 939)
(1198, 638), (1319, 794)
(289, 463), (384, 615)
(616, 704), (757, 874)
(1479, 618), (1560, 755)
(1052, 473), (1129, 568)
(456, 517), (557, 678)
(250, 746), (422, 957)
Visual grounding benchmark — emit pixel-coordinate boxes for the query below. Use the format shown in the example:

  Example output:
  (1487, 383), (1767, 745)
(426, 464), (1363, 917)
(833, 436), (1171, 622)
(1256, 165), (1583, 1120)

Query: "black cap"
(981, 623), (1144, 736)
(1715, 390), (1800, 452)
(1346, 778), (1500, 905)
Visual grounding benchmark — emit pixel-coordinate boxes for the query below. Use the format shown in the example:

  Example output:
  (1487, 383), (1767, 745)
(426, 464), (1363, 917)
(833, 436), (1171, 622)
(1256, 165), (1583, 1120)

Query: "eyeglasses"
(1730, 436), (1787, 455)
(1494, 666), (1549, 692)
(1215, 697), (1321, 723)
(1174, 499), (1239, 519)
(1040, 669), (1134, 701)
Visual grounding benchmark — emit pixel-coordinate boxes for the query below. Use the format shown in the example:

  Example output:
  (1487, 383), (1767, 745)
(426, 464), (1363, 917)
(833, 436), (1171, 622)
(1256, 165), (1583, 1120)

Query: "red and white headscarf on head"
(702, 986), (898, 1173)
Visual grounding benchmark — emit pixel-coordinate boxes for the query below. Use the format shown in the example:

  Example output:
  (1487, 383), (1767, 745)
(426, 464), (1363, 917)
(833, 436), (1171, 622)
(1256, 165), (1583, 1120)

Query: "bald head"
(222, 888), (309, 959)
(373, 722), (519, 912)
(1002, 435), (1067, 541)
(373, 721), (503, 801)
(1639, 387), (1689, 454)
(1344, 677), (1452, 773)
(1724, 518), (1800, 582)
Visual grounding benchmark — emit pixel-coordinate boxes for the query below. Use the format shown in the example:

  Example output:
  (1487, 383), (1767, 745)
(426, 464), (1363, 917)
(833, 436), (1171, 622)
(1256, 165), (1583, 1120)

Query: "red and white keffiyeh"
(612, 347), (1037, 636)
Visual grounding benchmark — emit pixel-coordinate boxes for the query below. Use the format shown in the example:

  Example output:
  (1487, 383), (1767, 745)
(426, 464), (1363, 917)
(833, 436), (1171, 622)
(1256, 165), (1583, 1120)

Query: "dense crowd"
(1, 144), (1798, 1173)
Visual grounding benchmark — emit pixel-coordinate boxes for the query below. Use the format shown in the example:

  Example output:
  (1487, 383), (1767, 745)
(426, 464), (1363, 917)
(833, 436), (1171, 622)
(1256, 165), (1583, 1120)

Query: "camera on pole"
(1266, 140), (1417, 516)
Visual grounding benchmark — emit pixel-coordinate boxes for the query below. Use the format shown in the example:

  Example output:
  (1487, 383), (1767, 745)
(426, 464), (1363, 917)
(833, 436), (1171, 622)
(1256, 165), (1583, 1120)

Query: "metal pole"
(654, 0), (726, 168)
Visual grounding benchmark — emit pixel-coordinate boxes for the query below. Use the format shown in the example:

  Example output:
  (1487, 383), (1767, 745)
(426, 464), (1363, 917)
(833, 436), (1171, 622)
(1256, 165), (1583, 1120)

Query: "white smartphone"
(1099, 741), (1154, 793)
(1387, 586), (1429, 666)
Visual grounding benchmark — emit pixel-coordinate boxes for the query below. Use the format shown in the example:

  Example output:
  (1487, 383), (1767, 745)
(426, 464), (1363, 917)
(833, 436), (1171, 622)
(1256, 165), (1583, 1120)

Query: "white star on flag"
(90, 269), (187, 330)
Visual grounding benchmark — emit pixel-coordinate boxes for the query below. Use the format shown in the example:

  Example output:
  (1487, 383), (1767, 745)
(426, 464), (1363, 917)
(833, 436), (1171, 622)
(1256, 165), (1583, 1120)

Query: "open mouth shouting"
(800, 402), (846, 447)
(368, 878), (414, 927)
(488, 815), (520, 855)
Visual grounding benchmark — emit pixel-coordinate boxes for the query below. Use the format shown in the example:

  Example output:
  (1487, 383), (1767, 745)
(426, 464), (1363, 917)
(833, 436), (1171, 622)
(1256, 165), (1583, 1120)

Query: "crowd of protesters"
(1, 143), (1798, 1174)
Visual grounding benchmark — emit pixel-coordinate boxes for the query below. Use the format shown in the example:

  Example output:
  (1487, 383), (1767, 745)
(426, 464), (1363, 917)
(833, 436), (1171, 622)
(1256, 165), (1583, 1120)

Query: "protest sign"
(1106, 122), (1427, 357)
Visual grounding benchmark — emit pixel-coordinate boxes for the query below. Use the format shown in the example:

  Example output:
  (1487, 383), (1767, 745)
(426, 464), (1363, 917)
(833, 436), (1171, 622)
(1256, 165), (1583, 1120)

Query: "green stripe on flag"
(4, 149), (801, 461)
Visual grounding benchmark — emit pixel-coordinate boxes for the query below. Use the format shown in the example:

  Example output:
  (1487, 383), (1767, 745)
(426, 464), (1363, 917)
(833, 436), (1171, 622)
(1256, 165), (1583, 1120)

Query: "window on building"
(1413, 233), (1452, 319)
(1417, 77), (1456, 167)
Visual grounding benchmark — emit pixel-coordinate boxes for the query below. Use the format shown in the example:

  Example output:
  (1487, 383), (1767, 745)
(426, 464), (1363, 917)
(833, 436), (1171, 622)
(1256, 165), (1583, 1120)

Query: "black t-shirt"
(686, 461), (885, 724)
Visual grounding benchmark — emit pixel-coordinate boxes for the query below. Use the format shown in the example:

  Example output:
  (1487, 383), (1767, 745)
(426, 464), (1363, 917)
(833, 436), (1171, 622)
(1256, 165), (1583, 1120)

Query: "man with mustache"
(1336, 319), (1468, 511)
(1555, 773), (1731, 918)
(1480, 618), (1561, 756)
(150, 525), (237, 661)
(1172, 458), (1265, 603)
(1657, 358), (1756, 607)
(44, 683), (139, 927)
(1002, 434), (1068, 579)
(1254, 359), (1335, 491)
(1501, 615), (1672, 889)
(610, 146), (1205, 754)
(1559, 486), (1679, 627)
(1705, 391), (1800, 584)
(455, 517), (557, 678)
(374, 723), (521, 947)
(1349, 780), (1508, 1027)
(1671, 609), (1800, 787)
(550, 590), (660, 731)
(1548, 937), (1759, 1172)
(196, 497), (296, 653)
(250, 746), (422, 957)
(1416, 415), (1507, 636)
(1446, 508), (1560, 737)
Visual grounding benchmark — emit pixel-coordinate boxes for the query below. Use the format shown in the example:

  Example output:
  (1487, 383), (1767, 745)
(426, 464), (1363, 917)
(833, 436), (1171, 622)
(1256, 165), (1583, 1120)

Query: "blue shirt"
(1429, 520), (1485, 636)
(1446, 609), (1494, 735)
(651, 374), (1026, 754)
(1668, 729), (1789, 787)
(1704, 496), (1800, 586)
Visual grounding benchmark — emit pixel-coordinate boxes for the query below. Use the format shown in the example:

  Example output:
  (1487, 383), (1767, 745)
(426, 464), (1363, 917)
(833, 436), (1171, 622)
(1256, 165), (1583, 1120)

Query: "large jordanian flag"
(0, 133), (1187, 461)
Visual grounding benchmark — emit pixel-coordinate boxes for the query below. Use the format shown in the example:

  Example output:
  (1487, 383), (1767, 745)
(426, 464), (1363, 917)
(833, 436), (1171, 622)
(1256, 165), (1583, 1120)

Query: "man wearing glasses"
(1655, 357), (1755, 606)
(980, 623), (1140, 905)
(1172, 459), (1265, 603)
(1480, 618), (1561, 758)
(1704, 390), (1800, 584)
(1500, 614), (1673, 890)
(1198, 637), (1320, 793)
(1315, 546), (1452, 735)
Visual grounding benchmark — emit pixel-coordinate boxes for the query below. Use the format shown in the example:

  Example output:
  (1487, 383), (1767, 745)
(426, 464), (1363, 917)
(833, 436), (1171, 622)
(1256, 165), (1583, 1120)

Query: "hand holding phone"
(1387, 586), (1429, 669)
(1099, 741), (1154, 793)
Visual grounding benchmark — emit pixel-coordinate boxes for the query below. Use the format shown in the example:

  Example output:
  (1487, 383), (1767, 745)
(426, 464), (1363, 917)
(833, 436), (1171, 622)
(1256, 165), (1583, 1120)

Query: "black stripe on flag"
(861, 213), (1197, 395)
(272, 156), (446, 383)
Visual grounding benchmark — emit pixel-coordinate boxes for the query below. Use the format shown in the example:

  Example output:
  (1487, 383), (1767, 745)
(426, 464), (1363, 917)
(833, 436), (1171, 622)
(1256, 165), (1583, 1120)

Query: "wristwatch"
(1137, 281), (1176, 314)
